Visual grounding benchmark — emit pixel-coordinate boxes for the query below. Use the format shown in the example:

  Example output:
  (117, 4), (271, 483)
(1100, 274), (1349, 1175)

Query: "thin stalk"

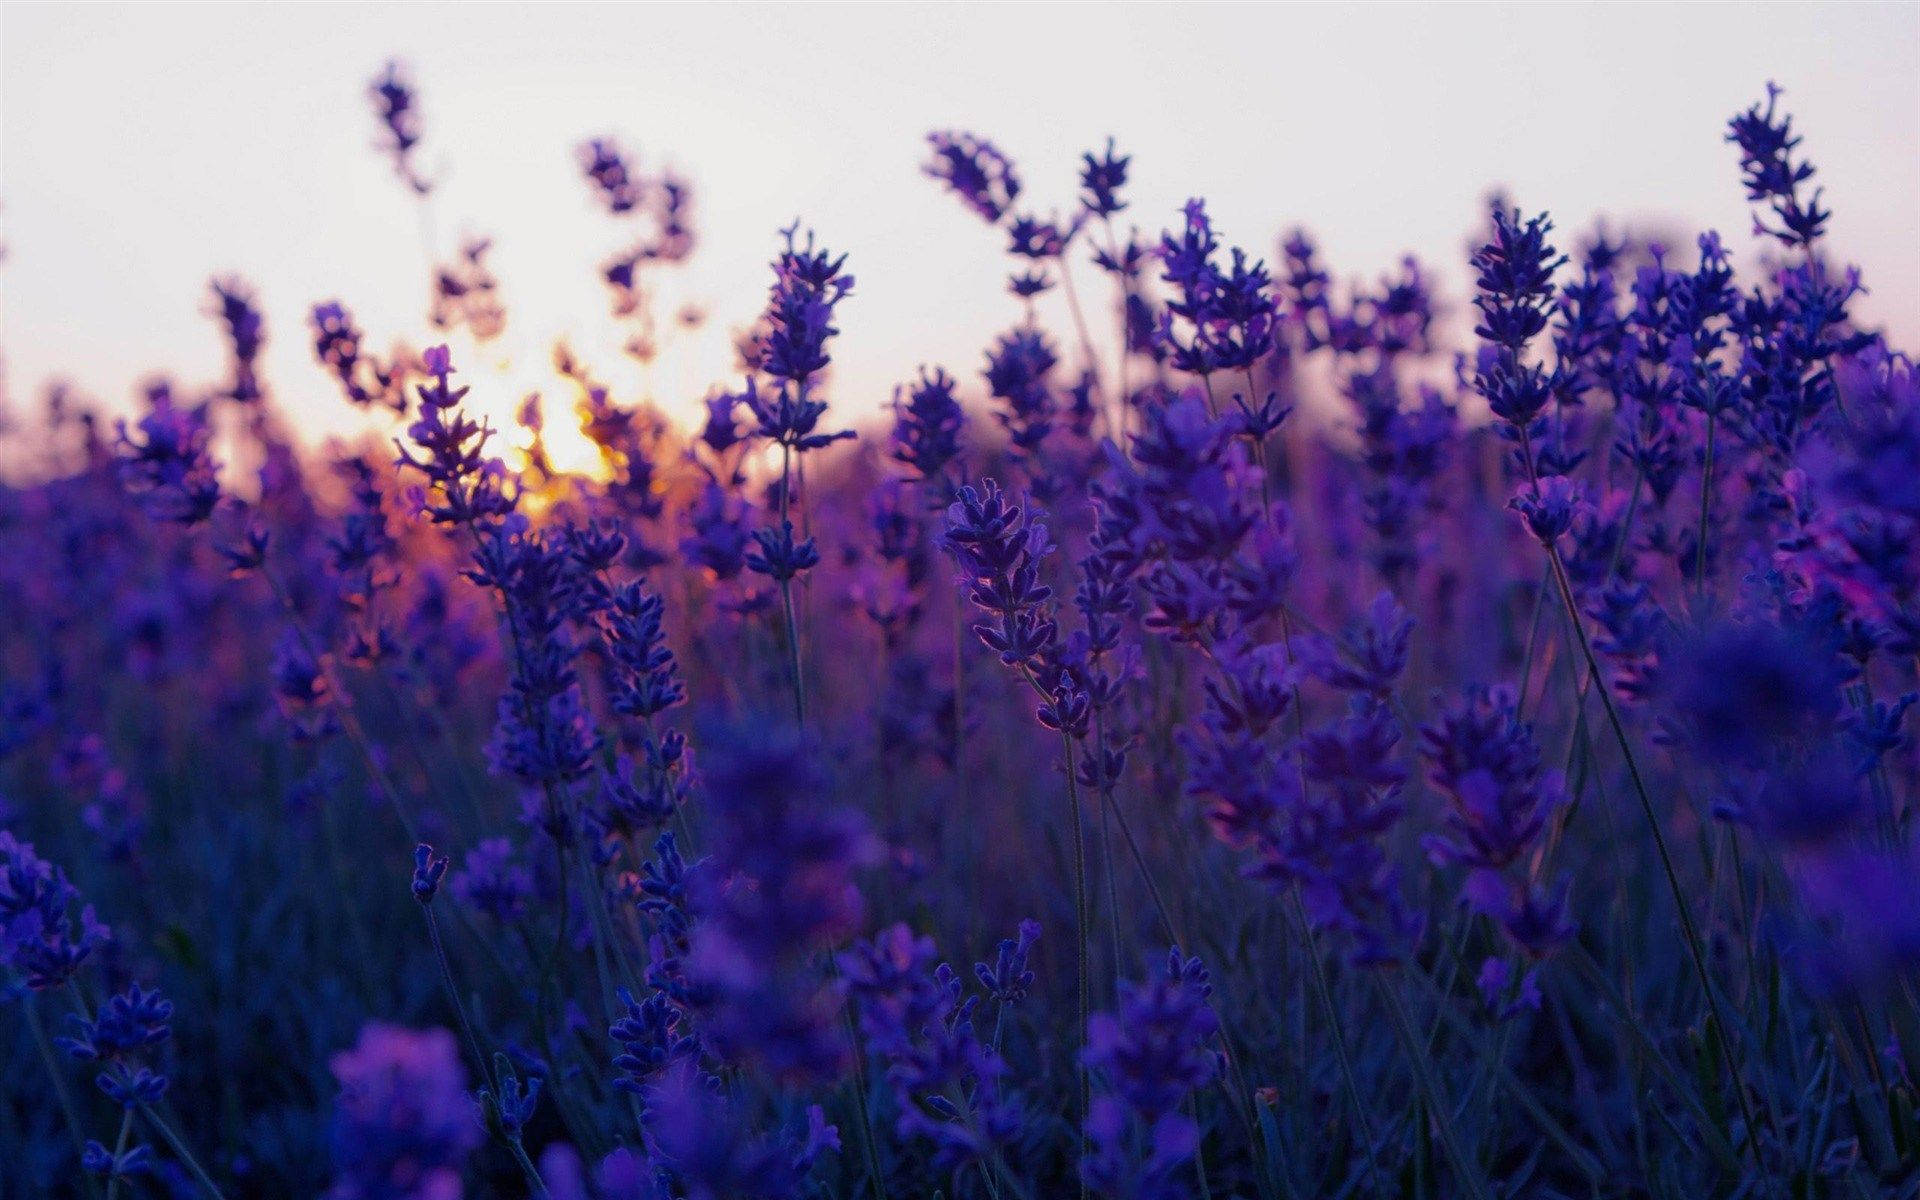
(1693, 410), (1716, 605)
(24, 998), (106, 1200)
(1057, 257), (1105, 412)
(1543, 547), (1772, 1175)
(262, 565), (420, 842)
(425, 906), (553, 1199)
(504, 1135), (555, 1200)
(829, 960), (891, 1200)
(1378, 979), (1492, 1200)
(1190, 1095), (1216, 1200)
(779, 576), (806, 725)
(135, 1105), (230, 1200)
(1061, 731), (1092, 1200)
(105, 1108), (134, 1200)
(424, 906), (493, 1090)
(1291, 894), (1386, 1197)
(1012, 671), (1092, 1154)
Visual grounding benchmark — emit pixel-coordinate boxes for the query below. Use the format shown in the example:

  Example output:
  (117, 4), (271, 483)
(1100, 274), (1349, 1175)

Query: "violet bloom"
(890, 366), (967, 485)
(471, 524), (602, 797)
(680, 479), (755, 581)
(840, 923), (1021, 1169)
(327, 1024), (480, 1200)
(974, 918), (1041, 1007)
(312, 301), (400, 409)
(450, 837), (533, 923)
(643, 1060), (836, 1200)
(1793, 846), (1920, 997)
(1421, 686), (1574, 956)
(600, 580), (686, 721)
(1155, 199), (1278, 379)
(369, 61), (432, 195)
(1726, 83), (1829, 249)
(1079, 137), (1130, 218)
(209, 276), (266, 404)
(1081, 950), (1219, 1200)
(983, 327), (1059, 463)
(1468, 206), (1566, 439)
(59, 982), (173, 1110)
(689, 723), (877, 1083)
(396, 346), (515, 529)
(580, 137), (644, 214)
(924, 131), (1021, 225)
(1, 830), (110, 991)
(941, 479), (1060, 676)
(114, 384), (221, 526)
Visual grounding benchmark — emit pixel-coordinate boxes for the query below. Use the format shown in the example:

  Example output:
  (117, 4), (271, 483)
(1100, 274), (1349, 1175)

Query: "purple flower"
(924, 131), (1021, 225)
(580, 137), (644, 214)
(983, 327), (1059, 460)
(450, 838), (534, 923)
(642, 1061), (809, 1200)
(942, 480), (1060, 674)
(1155, 200), (1277, 376)
(369, 61), (432, 195)
(1468, 206), (1567, 435)
(1421, 687), (1563, 873)
(1300, 591), (1414, 698)
(974, 918), (1041, 1007)
(890, 366), (967, 484)
(1079, 138), (1131, 218)
(114, 384), (221, 525)
(410, 844), (449, 905)
(61, 983), (174, 1109)
(327, 1024), (480, 1200)
(1727, 83), (1829, 248)
(690, 723), (877, 1083)
(209, 276), (266, 404)
(756, 226), (855, 400)
(840, 924), (1020, 1167)
(1081, 950), (1219, 1199)
(1, 831), (110, 991)
(1510, 475), (1588, 545)
(745, 521), (821, 584)
(1422, 687), (1574, 955)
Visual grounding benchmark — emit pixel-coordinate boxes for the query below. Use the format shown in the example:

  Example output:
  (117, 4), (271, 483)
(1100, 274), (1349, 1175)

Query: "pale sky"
(3, 2), (1917, 456)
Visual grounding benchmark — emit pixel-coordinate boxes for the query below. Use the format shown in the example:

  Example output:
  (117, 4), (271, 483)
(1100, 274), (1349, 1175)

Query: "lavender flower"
(369, 61), (432, 195)
(209, 277), (267, 404)
(942, 479), (1060, 675)
(890, 366), (967, 484)
(1422, 687), (1574, 955)
(328, 1024), (480, 1200)
(924, 131), (1022, 225)
(61, 982), (173, 1109)
(841, 924), (1021, 1168)
(690, 723), (877, 1083)
(114, 384), (221, 525)
(1081, 950), (1219, 1199)
(450, 838), (534, 923)
(1, 831), (110, 991)
(1727, 83), (1829, 249)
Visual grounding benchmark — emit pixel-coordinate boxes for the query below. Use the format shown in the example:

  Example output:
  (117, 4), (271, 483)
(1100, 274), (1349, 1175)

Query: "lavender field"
(3, 45), (1919, 1200)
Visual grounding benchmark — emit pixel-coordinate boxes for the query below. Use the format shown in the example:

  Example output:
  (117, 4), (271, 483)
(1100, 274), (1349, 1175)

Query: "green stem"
(105, 1108), (134, 1200)
(23, 998), (106, 1200)
(1061, 731), (1092, 1200)
(1693, 410), (1716, 605)
(1543, 547), (1771, 1175)
(136, 1105), (230, 1200)
(1291, 894), (1386, 1196)
(1378, 979), (1491, 1200)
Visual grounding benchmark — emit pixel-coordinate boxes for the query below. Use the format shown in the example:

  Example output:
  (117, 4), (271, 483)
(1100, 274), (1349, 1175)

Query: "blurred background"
(3, 1), (1916, 452)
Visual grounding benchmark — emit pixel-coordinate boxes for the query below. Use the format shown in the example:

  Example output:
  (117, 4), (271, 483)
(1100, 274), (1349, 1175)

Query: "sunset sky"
(4, 2), (1916, 451)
